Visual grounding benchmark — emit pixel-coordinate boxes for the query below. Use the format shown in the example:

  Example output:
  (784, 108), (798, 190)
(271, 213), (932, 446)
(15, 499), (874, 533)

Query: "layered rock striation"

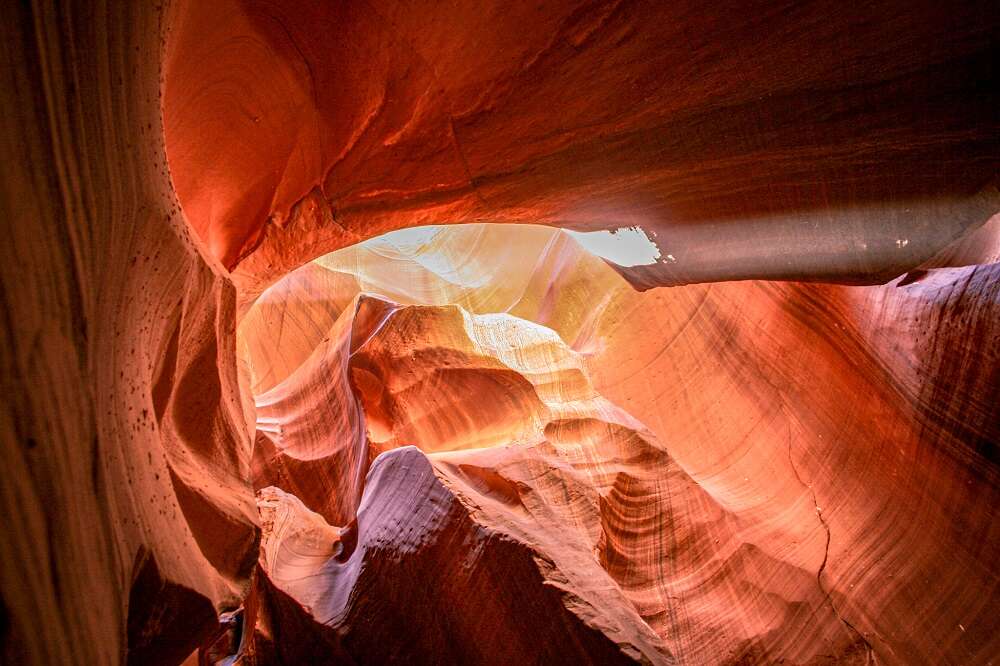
(1, 1), (997, 664)
(236, 225), (999, 663)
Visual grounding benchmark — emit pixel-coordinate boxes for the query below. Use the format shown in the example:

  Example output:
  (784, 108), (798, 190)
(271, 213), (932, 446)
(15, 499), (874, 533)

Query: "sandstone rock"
(1, 1), (997, 664)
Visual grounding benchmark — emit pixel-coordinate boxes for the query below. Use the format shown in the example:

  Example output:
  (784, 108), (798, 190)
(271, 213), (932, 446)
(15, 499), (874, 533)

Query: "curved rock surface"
(248, 296), (859, 663)
(241, 225), (998, 663)
(163, 0), (999, 294)
(1, 4), (260, 665)
(1, 1), (997, 665)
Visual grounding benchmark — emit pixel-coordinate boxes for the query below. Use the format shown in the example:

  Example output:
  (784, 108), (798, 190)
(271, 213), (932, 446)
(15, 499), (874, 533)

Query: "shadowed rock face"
(1, 1), (997, 665)
(163, 0), (999, 293)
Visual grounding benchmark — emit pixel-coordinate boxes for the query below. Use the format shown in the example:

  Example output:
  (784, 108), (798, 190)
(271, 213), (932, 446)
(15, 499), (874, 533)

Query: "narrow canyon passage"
(232, 224), (998, 664)
(1, 1), (998, 665)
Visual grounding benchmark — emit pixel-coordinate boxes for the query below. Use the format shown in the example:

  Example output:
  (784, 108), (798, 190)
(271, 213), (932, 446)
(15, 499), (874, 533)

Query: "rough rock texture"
(1, 0), (998, 665)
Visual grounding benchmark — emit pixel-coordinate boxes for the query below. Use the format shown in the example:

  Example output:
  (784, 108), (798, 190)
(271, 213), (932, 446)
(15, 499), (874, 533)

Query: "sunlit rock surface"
(1, 1), (998, 665)
(235, 224), (999, 664)
(245, 288), (858, 663)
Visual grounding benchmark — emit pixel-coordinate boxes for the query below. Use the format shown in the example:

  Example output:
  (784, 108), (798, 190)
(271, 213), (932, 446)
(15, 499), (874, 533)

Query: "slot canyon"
(1, 1), (998, 664)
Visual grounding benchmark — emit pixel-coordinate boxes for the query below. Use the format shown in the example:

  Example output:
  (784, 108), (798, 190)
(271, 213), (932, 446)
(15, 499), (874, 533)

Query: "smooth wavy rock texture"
(248, 295), (849, 664)
(162, 0), (999, 293)
(235, 224), (999, 664)
(1, 1), (997, 665)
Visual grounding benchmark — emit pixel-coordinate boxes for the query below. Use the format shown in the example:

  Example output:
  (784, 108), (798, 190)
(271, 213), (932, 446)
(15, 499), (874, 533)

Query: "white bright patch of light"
(376, 225), (443, 253)
(566, 226), (662, 267)
(351, 224), (490, 289)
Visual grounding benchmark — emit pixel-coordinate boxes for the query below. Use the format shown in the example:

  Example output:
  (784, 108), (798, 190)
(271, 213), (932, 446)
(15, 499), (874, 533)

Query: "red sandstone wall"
(1, 1), (997, 664)
(1, 4), (258, 663)
(163, 0), (998, 296)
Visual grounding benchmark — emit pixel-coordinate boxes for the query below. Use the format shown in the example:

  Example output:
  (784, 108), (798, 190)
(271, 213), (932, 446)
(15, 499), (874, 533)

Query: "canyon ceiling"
(1, 1), (998, 665)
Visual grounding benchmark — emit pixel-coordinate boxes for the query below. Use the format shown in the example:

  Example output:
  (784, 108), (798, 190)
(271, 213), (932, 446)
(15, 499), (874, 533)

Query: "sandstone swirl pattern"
(237, 225), (999, 664)
(1, 1), (997, 664)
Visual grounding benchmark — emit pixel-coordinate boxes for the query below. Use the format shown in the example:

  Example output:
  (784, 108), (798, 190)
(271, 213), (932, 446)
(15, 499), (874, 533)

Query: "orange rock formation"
(1, 1), (997, 664)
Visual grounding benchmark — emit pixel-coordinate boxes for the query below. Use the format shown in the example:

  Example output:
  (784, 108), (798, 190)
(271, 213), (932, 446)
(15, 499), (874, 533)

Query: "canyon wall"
(163, 0), (998, 295)
(1, 3), (259, 663)
(238, 226), (999, 663)
(1, 1), (997, 664)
